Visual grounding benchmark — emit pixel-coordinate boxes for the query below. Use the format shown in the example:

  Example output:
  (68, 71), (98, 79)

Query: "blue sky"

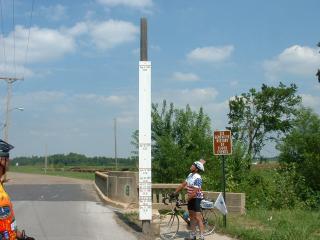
(0, 0), (319, 157)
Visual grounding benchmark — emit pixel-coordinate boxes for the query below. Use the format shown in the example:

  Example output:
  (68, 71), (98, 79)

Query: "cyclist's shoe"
(199, 233), (205, 240)
(17, 230), (35, 240)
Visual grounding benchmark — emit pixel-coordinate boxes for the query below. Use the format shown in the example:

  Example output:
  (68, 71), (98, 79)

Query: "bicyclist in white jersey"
(171, 159), (205, 240)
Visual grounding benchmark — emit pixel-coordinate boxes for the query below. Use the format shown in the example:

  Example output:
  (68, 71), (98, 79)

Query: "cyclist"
(0, 140), (35, 240)
(171, 159), (206, 240)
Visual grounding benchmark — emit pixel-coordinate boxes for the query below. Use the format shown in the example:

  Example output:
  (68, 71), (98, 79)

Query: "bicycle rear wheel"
(159, 212), (179, 240)
(201, 208), (217, 235)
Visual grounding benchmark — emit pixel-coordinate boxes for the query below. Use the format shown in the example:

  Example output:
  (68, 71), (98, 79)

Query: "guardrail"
(95, 171), (245, 214)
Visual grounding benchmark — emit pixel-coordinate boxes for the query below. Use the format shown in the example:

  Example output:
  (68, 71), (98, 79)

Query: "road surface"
(5, 172), (137, 240)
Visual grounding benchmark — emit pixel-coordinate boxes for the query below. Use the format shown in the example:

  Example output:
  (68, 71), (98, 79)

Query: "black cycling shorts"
(187, 198), (202, 212)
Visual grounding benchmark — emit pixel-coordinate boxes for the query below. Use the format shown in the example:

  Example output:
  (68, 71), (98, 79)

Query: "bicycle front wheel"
(159, 212), (179, 240)
(201, 208), (217, 235)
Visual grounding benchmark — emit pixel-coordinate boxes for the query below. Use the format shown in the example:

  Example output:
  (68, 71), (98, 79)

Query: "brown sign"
(213, 130), (232, 155)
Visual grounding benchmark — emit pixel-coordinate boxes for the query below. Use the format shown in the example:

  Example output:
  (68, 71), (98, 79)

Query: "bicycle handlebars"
(162, 196), (186, 208)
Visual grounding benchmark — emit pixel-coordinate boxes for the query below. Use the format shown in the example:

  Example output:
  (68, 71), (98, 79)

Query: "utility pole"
(0, 77), (23, 142)
(45, 144), (48, 174)
(114, 118), (118, 170)
(0, 76), (22, 182)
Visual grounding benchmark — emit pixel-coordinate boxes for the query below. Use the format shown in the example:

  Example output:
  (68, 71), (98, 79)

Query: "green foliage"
(151, 100), (214, 183)
(228, 82), (301, 158)
(278, 108), (320, 192)
(237, 164), (319, 210)
(132, 100), (218, 184)
(225, 141), (252, 191)
(238, 170), (274, 209)
(130, 130), (139, 168)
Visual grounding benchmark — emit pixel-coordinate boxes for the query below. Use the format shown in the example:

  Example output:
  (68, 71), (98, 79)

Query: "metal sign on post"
(213, 130), (232, 228)
(213, 130), (232, 155)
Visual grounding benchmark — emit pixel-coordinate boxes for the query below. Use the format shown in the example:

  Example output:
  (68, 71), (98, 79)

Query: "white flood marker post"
(139, 17), (152, 236)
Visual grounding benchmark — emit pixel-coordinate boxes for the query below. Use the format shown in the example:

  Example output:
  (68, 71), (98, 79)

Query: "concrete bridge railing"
(95, 171), (245, 214)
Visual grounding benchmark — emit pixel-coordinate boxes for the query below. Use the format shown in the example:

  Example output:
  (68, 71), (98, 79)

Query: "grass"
(124, 208), (320, 240)
(216, 209), (320, 240)
(8, 166), (96, 180)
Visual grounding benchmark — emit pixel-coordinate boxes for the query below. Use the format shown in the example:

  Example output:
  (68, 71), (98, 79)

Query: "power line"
(12, 0), (16, 78)
(23, 0), (35, 79)
(0, 0), (7, 75)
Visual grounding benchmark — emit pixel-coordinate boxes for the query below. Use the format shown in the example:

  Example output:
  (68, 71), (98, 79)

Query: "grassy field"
(216, 209), (320, 240)
(8, 166), (96, 180)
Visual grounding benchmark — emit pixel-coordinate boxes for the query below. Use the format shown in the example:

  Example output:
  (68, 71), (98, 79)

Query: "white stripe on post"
(139, 60), (152, 220)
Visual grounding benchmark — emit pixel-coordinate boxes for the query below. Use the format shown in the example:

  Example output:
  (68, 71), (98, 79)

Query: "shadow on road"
(115, 211), (143, 233)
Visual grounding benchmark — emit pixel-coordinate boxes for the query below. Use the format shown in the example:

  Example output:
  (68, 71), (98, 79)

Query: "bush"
(278, 108), (320, 192)
(237, 164), (317, 210)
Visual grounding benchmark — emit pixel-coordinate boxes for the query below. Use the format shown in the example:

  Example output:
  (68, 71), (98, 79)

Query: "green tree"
(225, 141), (252, 191)
(228, 83), (301, 159)
(132, 100), (216, 184)
(130, 130), (139, 168)
(152, 101), (214, 183)
(278, 108), (320, 192)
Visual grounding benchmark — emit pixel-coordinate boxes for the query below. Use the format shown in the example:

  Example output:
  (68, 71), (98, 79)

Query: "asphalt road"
(5, 172), (137, 240)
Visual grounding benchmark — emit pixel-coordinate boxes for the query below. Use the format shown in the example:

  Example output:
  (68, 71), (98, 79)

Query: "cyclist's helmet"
(193, 161), (204, 172)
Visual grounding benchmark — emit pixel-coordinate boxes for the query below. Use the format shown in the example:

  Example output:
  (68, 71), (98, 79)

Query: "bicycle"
(159, 194), (217, 240)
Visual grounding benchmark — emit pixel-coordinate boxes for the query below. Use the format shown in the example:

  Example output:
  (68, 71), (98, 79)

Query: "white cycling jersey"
(185, 173), (203, 199)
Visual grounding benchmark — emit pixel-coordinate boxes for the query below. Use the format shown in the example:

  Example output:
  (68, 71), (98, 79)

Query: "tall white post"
(139, 18), (152, 226)
(139, 60), (152, 220)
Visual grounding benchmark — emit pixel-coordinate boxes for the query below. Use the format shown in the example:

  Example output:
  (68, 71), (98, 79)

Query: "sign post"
(213, 130), (232, 228)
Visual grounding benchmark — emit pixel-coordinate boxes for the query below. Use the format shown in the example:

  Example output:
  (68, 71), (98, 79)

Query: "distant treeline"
(254, 156), (279, 163)
(10, 152), (136, 167)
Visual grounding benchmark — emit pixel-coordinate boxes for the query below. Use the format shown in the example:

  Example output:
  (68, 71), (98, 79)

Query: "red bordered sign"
(213, 130), (232, 155)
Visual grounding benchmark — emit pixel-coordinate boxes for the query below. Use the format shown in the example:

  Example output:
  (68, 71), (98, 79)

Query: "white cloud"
(0, 64), (33, 78)
(14, 91), (66, 107)
(154, 87), (230, 129)
(67, 22), (89, 37)
(97, 0), (153, 9)
(229, 80), (239, 87)
(13, 91), (132, 114)
(0, 25), (75, 65)
(155, 88), (219, 106)
(10, 90), (138, 157)
(172, 72), (200, 82)
(301, 93), (320, 114)
(89, 20), (138, 49)
(73, 93), (134, 106)
(206, 100), (230, 129)
(0, 19), (138, 73)
(117, 111), (137, 124)
(264, 45), (320, 80)
(39, 4), (67, 21)
(187, 45), (234, 63)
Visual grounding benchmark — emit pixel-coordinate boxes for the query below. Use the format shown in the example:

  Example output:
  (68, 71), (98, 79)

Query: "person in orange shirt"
(0, 140), (34, 240)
